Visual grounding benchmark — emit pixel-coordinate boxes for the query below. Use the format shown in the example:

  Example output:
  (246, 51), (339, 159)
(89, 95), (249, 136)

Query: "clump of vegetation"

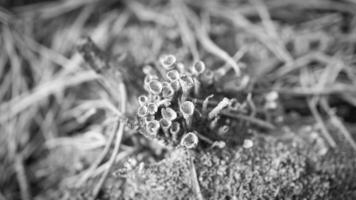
(135, 54), (255, 149)
(119, 52), (356, 199)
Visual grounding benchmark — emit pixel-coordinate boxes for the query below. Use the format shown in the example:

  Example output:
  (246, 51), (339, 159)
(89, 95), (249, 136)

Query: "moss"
(122, 134), (356, 200)
(124, 149), (194, 200)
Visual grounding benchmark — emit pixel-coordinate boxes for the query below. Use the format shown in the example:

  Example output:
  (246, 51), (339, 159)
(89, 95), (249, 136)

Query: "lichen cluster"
(135, 55), (251, 148)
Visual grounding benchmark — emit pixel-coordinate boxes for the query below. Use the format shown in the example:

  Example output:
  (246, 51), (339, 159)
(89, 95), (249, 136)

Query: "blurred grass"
(1, 0), (356, 199)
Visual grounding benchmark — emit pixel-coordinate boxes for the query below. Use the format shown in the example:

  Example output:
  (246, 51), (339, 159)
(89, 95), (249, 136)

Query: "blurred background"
(1, 0), (356, 199)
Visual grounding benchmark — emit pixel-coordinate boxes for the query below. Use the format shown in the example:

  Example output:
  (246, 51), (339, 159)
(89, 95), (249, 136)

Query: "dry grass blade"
(0, 71), (99, 122)
(89, 147), (137, 178)
(14, 0), (100, 19)
(76, 37), (127, 199)
(189, 151), (204, 200)
(75, 121), (118, 187)
(308, 97), (336, 148)
(275, 52), (344, 78)
(14, 154), (31, 200)
(206, 3), (293, 63)
(77, 37), (125, 108)
(214, 47), (247, 79)
(171, 0), (200, 61)
(276, 84), (356, 96)
(0, 7), (15, 24)
(92, 120), (126, 199)
(221, 111), (276, 130)
(320, 98), (356, 151)
(250, 0), (279, 39)
(342, 93), (356, 107)
(128, 1), (174, 27)
(188, 9), (241, 76)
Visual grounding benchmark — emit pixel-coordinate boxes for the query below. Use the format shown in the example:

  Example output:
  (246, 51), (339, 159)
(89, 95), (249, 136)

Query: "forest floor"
(1, 0), (356, 199)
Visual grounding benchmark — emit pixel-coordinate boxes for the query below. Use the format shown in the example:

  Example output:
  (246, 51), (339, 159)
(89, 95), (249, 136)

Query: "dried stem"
(320, 98), (356, 151)
(307, 97), (336, 148)
(76, 37), (127, 199)
(14, 153), (31, 200)
(92, 120), (126, 199)
(171, 0), (200, 61)
(75, 119), (118, 187)
(188, 151), (204, 200)
(189, 9), (241, 77)
(221, 111), (275, 130)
